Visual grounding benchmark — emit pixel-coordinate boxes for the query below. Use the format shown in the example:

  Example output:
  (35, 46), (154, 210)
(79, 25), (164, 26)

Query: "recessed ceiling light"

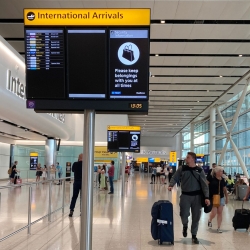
(151, 75), (155, 77)
(24, 129), (28, 131)
(161, 20), (165, 24)
(220, 75), (223, 78)
(239, 54), (243, 57)
(155, 54), (159, 56)
(197, 101), (199, 102)
(0, 119), (3, 122)
(17, 125), (21, 128)
(207, 90), (209, 92)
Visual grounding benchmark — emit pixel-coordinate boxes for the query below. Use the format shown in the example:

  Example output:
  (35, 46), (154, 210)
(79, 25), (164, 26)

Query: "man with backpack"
(168, 152), (210, 244)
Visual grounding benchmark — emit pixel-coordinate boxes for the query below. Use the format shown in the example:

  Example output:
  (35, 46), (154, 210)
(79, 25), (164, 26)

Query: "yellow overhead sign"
(154, 158), (161, 162)
(136, 157), (148, 163)
(94, 146), (118, 158)
(30, 152), (38, 156)
(24, 9), (150, 26)
(169, 151), (177, 163)
(107, 126), (141, 131)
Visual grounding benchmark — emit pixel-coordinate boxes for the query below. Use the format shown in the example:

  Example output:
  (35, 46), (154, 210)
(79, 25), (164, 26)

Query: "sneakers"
(208, 221), (212, 228)
(150, 182), (153, 184)
(217, 228), (222, 233)
(108, 192), (114, 194)
(69, 211), (73, 217)
(182, 226), (188, 238)
(192, 237), (199, 244)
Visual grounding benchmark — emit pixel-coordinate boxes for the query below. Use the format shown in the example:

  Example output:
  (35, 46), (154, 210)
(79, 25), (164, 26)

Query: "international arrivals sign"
(24, 9), (150, 26)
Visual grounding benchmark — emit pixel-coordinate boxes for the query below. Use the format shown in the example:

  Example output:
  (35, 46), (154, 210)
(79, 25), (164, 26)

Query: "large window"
(183, 90), (250, 174)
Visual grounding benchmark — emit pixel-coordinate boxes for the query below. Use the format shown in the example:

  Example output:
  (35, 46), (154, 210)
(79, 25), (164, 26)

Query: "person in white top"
(156, 165), (162, 184)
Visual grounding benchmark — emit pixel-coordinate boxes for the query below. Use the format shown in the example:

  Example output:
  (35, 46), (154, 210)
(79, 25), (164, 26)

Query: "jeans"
(70, 181), (81, 211)
(109, 176), (114, 193)
(58, 173), (62, 183)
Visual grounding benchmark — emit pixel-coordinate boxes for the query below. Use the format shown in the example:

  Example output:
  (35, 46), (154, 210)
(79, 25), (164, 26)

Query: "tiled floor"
(0, 172), (250, 249)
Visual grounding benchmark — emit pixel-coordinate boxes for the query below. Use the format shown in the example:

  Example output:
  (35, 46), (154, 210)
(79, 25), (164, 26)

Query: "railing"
(0, 177), (74, 242)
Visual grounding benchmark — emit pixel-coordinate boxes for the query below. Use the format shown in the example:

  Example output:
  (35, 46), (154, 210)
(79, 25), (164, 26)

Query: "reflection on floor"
(0, 172), (250, 249)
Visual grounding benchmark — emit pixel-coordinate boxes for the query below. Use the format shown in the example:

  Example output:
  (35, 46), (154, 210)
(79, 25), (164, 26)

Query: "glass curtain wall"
(182, 90), (250, 175)
(13, 145), (121, 181)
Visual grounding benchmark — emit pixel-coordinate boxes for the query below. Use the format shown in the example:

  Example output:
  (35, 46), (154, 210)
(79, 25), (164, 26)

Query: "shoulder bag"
(212, 180), (221, 207)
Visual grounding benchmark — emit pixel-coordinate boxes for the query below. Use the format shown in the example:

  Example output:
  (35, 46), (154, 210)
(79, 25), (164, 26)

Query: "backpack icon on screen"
(122, 44), (135, 62)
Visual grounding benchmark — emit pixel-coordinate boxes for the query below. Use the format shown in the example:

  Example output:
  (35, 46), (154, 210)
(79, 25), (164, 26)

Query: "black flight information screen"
(25, 29), (65, 99)
(67, 29), (107, 99)
(107, 130), (140, 152)
(109, 29), (149, 99)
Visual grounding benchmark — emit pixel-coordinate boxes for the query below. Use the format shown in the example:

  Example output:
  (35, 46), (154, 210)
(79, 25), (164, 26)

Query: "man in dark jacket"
(168, 152), (210, 244)
(69, 154), (83, 217)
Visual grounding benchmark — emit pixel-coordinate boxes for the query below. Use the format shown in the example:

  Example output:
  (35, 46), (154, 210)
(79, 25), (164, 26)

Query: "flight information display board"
(109, 29), (149, 99)
(24, 8), (150, 113)
(67, 29), (107, 99)
(25, 29), (65, 99)
(107, 129), (140, 152)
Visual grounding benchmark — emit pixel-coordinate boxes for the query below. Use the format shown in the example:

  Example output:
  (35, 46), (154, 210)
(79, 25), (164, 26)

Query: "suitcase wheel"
(234, 228), (236, 231)
(158, 239), (162, 245)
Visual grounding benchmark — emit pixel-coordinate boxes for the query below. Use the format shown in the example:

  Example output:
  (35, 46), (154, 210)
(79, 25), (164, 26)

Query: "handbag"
(212, 180), (221, 207)
(122, 44), (135, 62)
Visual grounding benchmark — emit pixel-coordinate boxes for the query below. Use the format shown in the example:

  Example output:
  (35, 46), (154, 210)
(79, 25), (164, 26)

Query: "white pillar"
(175, 132), (182, 160)
(209, 106), (216, 165)
(81, 110), (95, 250)
(190, 123), (194, 152)
(121, 152), (126, 196)
(45, 138), (57, 179)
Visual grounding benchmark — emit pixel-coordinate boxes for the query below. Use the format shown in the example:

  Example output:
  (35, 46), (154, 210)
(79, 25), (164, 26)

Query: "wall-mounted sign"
(136, 157), (148, 163)
(169, 151), (177, 163)
(94, 146), (118, 158)
(24, 9), (150, 26)
(66, 162), (71, 181)
(148, 158), (161, 163)
(141, 150), (167, 155)
(30, 152), (38, 170)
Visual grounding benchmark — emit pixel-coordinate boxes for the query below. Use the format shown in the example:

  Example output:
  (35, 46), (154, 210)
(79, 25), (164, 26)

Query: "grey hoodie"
(169, 165), (209, 199)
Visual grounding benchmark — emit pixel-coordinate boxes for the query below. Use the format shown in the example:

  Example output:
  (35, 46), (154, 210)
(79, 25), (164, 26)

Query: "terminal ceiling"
(0, 0), (250, 139)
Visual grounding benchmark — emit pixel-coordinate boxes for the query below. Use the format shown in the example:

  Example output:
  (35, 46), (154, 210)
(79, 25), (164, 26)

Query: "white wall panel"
(0, 142), (10, 179)
(0, 36), (75, 140)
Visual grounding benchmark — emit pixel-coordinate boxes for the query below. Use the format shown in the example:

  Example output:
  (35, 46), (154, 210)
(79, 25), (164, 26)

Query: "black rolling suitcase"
(232, 202), (250, 231)
(151, 200), (174, 245)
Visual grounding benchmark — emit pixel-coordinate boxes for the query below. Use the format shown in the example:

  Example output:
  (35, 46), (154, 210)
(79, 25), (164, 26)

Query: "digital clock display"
(129, 103), (143, 109)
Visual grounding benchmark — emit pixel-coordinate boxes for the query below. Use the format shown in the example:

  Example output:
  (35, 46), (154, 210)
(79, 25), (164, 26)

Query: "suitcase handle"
(241, 201), (246, 213)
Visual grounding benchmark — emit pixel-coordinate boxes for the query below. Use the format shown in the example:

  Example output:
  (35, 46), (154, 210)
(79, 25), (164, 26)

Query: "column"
(209, 106), (216, 165)
(9, 144), (14, 167)
(45, 138), (57, 179)
(121, 152), (126, 196)
(81, 110), (95, 250)
(175, 132), (182, 160)
(190, 123), (194, 152)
